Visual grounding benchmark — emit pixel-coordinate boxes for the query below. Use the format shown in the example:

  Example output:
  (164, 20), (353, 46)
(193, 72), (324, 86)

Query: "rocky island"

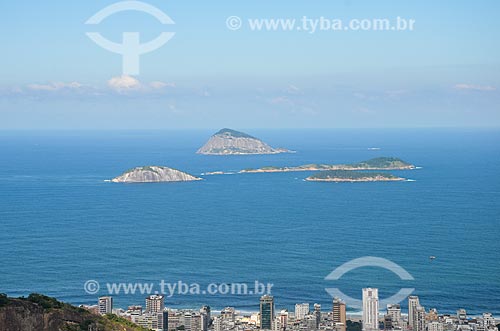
(306, 170), (406, 182)
(240, 157), (415, 173)
(197, 128), (291, 155)
(111, 166), (202, 183)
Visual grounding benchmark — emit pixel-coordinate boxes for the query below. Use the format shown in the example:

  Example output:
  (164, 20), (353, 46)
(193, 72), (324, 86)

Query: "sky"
(1, 0), (500, 129)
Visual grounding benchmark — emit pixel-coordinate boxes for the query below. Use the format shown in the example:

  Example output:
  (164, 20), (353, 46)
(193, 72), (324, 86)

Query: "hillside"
(0, 293), (147, 331)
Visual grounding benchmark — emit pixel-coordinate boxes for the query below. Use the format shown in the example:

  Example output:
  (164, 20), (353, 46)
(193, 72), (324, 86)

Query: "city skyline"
(85, 292), (499, 331)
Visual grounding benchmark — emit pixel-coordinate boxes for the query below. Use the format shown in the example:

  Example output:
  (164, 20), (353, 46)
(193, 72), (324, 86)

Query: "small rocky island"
(112, 166), (202, 183)
(241, 157), (415, 173)
(197, 128), (291, 155)
(306, 170), (406, 182)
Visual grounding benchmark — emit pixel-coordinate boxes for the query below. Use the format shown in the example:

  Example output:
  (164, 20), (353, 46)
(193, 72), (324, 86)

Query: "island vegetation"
(306, 170), (406, 182)
(240, 157), (415, 173)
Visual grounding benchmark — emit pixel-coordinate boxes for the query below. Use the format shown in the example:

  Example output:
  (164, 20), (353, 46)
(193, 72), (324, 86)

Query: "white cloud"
(199, 89), (211, 97)
(454, 84), (496, 91)
(19, 77), (176, 96)
(354, 107), (376, 114)
(108, 75), (141, 91)
(150, 81), (176, 89)
(285, 84), (302, 95)
(270, 96), (295, 107)
(27, 82), (83, 91)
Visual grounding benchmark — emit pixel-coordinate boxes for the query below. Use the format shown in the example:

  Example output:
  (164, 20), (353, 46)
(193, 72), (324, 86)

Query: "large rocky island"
(240, 157), (415, 173)
(112, 166), (202, 183)
(306, 170), (406, 182)
(197, 128), (291, 155)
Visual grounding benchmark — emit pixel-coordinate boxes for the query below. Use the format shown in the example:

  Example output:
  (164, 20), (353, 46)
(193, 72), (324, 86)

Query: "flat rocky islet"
(240, 157), (415, 173)
(305, 170), (406, 182)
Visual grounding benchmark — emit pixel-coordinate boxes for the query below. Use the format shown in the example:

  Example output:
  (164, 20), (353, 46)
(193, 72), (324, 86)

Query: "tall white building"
(415, 306), (426, 331)
(295, 303), (310, 320)
(314, 303), (321, 329)
(483, 313), (495, 328)
(362, 288), (379, 331)
(214, 317), (222, 331)
(98, 296), (113, 315)
(200, 305), (211, 331)
(408, 296), (420, 331)
(146, 295), (165, 313)
(387, 304), (401, 327)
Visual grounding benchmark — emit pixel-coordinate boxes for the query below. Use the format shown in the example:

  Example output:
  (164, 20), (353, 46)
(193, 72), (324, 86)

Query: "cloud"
(454, 84), (496, 91)
(352, 90), (409, 101)
(199, 89), (211, 97)
(385, 90), (408, 98)
(150, 81), (176, 89)
(270, 96), (295, 107)
(12, 77), (179, 97)
(285, 84), (302, 95)
(27, 82), (83, 91)
(354, 107), (376, 114)
(268, 95), (318, 115)
(108, 75), (141, 91)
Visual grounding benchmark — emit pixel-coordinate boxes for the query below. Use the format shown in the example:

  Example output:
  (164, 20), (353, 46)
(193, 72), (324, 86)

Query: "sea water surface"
(0, 129), (499, 314)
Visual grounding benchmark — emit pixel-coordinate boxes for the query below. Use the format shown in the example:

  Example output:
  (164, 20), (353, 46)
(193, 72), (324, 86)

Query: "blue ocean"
(0, 129), (499, 315)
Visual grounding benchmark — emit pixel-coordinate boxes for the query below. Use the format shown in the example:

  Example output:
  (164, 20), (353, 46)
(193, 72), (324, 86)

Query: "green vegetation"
(215, 128), (256, 139)
(25, 293), (64, 309)
(309, 170), (400, 180)
(0, 293), (9, 307)
(0, 293), (148, 331)
(104, 314), (150, 330)
(122, 166), (161, 174)
(349, 157), (413, 169)
(240, 157), (415, 173)
(347, 320), (362, 331)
